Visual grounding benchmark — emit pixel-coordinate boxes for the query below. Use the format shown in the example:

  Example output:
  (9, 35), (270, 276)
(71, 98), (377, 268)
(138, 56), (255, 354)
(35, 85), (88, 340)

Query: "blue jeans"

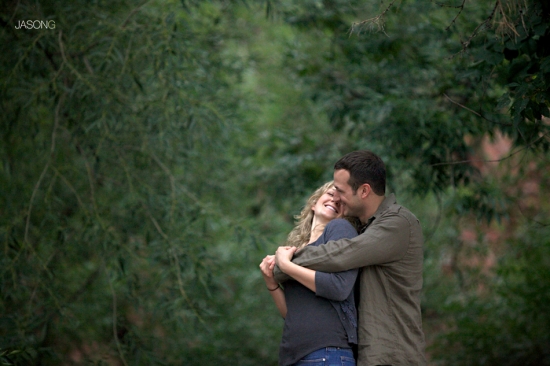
(293, 347), (356, 366)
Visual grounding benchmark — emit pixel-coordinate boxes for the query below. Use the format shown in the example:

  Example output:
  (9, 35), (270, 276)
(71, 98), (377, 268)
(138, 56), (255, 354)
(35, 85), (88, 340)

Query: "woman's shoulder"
(326, 218), (355, 229)
(324, 218), (358, 237)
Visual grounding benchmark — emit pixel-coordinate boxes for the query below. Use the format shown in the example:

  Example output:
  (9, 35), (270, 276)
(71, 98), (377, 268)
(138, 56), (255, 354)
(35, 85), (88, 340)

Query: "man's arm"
(275, 212), (410, 279)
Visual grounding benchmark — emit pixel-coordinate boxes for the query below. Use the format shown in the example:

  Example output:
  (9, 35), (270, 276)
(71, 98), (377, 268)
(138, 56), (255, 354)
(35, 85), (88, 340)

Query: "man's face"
(333, 169), (363, 218)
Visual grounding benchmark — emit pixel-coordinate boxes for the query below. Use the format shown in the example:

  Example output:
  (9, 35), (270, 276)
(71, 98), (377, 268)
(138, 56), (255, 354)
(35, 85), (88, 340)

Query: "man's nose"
(333, 191), (341, 202)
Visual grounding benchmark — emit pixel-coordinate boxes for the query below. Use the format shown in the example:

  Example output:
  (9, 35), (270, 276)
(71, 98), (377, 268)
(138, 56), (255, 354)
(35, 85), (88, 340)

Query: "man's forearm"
(275, 215), (412, 278)
(288, 238), (358, 272)
(272, 245), (350, 284)
(286, 220), (411, 272)
(273, 237), (362, 281)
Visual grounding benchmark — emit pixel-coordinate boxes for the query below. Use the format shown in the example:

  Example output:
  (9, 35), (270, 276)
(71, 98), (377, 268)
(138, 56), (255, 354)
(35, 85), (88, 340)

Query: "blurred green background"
(1, 0), (549, 365)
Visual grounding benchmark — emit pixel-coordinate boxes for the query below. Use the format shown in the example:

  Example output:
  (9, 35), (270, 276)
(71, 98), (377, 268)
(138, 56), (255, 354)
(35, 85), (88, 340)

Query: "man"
(274, 150), (427, 365)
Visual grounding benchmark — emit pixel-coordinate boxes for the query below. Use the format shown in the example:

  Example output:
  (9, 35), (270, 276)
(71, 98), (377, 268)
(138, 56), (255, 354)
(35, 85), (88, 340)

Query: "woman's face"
(311, 187), (341, 224)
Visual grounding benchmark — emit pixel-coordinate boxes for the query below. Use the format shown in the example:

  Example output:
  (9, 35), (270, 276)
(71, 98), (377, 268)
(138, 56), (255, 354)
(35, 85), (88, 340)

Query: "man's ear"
(359, 184), (371, 199)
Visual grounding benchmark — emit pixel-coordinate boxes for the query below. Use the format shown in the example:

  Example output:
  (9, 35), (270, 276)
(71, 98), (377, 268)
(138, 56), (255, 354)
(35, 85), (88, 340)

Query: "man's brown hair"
(334, 150), (386, 195)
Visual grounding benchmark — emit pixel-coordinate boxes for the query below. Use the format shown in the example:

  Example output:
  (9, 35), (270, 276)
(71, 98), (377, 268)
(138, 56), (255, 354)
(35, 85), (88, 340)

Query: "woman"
(259, 181), (360, 366)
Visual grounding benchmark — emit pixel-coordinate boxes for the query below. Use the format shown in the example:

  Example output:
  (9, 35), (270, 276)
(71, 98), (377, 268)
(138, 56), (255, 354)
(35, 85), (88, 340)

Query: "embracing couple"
(260, 150), (427, 366)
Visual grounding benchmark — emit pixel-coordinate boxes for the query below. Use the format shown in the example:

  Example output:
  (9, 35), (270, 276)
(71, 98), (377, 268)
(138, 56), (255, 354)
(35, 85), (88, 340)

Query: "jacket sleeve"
(275, 211), (410, 279)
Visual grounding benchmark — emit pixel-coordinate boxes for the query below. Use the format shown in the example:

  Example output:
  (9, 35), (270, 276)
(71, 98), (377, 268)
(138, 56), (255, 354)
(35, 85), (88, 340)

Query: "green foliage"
(271, 0), (550, 206)
(1, 1), (284, 364)
(1, 0), (549, 364)
(463, 0), (550, 150)
(430, 225), (550, 366)
(271, 0), (488, 195)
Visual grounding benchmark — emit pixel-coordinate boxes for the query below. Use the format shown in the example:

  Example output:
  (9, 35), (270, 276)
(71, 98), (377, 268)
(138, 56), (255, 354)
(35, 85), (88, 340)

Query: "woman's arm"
(276, 220), (360, 301)
(276, 247), (316, 292)
(259, 255), (286, 318)
(276, 246), (358, 301)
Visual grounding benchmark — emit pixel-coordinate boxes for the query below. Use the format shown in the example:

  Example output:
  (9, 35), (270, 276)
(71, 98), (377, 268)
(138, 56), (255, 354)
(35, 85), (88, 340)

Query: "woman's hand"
(275, 246), (297, 272)
(259, 255), (277, 288)
(259, 255), (287, 318)
(275, 246), (316, 292)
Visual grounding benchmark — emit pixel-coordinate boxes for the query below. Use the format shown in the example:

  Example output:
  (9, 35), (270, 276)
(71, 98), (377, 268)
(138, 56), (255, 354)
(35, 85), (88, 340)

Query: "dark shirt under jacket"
(279, 219), (358, 366)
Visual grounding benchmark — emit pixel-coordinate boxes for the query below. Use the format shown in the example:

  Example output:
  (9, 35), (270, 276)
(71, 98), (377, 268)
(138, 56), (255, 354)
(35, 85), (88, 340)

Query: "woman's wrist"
(278, 259), (292, 273)
(263, 277), (278, 288)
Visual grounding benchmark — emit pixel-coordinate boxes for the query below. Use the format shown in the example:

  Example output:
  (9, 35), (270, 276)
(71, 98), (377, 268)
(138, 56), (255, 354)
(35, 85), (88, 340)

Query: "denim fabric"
(293, 347), (355, 366)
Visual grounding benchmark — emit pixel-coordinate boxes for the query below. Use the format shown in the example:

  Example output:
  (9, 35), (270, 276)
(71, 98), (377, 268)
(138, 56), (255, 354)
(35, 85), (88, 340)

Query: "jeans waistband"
(324, 347), (352, 352)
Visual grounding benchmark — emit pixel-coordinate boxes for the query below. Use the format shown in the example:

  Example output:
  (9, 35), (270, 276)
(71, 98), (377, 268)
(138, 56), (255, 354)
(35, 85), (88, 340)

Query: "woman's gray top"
(279, 219), (358, 366)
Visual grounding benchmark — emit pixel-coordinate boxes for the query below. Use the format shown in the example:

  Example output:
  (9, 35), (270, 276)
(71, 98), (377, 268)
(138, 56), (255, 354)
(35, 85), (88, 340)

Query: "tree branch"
(58, 30), (96, 92)
(349, 0), (397, 35)
(108, 271), (129, 366)
(433, 0), (467, 30)
(142, 203), (206, 325)
(456, 0), (499, 53)
(443, 93), (512, 126)
(430, 132), (550, 167)
(24, 94), (65, 244)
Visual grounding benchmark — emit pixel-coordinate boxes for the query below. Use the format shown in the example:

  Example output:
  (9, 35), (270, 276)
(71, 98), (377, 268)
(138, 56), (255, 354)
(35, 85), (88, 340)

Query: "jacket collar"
(359, 193), (396, 233)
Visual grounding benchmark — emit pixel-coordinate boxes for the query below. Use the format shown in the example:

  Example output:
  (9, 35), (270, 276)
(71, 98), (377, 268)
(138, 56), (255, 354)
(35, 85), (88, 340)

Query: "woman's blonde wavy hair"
(285, 181), (333, 249)
(285, 181), (361, 249)
(284, 181), (360, 250)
